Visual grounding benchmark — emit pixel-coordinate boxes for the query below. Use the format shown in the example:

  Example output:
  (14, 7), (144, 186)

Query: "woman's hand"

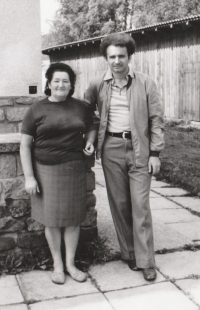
(83, 141), (94, 156)
(25, 176), (40, 195)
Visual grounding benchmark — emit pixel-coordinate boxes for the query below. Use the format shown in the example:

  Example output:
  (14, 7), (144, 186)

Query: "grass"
(157, 124), (200, 196)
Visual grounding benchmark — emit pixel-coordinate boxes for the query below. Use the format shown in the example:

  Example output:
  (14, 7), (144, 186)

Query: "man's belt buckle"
(122, 131), (129, 139)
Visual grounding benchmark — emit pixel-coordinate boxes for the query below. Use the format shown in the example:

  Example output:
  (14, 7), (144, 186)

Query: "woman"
(20, 63), (97, 285)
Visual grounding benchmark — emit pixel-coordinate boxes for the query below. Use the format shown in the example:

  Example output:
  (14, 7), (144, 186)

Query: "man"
(84, 33), (164, 281)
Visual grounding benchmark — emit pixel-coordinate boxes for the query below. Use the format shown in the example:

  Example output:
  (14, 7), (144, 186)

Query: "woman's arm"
(83, 129), (97, 156)
(20, 134), (39, 195)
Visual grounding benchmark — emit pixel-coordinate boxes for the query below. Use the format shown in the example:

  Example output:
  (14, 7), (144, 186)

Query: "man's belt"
(106, 131), (131, 140)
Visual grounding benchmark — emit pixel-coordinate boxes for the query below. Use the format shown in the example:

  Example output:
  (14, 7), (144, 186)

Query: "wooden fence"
(45, 20), (200, 121)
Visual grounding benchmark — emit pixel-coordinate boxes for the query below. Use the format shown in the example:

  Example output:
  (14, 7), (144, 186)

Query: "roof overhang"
(42, 15), (200, 55)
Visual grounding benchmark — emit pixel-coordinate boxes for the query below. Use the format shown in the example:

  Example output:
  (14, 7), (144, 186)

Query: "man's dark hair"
(100, 33), (136, 58)
(44, 62), (76, 97)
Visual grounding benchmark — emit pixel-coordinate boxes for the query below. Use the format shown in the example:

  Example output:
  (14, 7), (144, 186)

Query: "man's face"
(106, 45), (130, 75)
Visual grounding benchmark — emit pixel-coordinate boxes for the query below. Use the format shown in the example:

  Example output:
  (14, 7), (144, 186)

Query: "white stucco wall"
(0, 0), (43, 96)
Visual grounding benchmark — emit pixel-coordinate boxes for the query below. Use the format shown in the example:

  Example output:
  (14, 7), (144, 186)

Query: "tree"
(42, 0), (135, 47)
(116, 0), (134, 30)
(42, 20), (73, 49)
(42, 0), (200, 48)
(182, 0), (200, 17)
(133, 0), (200, 27)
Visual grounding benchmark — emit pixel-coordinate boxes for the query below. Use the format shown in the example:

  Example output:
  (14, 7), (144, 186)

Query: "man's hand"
(148, 156), (161, 175)
(25, 176), (40, 195)
(83, 141), (94, 156)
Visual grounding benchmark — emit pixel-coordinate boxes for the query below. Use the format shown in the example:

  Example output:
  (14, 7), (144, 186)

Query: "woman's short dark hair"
(44, 62), (76, 97)
(100, 33), (136, 58)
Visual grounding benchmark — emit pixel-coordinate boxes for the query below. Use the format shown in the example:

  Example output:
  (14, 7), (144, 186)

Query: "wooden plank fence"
(48, 25), (200, 121)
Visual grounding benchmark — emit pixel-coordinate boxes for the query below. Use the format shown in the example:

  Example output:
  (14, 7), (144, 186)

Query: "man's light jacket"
(84, 69), (164, 167)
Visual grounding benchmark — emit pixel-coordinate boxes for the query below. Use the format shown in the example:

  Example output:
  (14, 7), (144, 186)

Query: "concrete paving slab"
(153, 220), (191, 251)
(95, 175), (106, 187)
(150, 191), (161, 198)
(152, 208), (200, 224)
(176, 279), (200, 306)
(152, 187), (189, 197)
(94, 159), (102, 167)
(151, 180), (171, 188)
(170, 197), (200, 213)
(0, 305), (28, 310)
(93, 165), (102, 170)
(169, 222), (200, 241)
(95, 184), (191, 253)
(89, 260), (165, 292)
(93, 166), (104, 173)
(105, 282), (199, 310)
(30, 293), (113, 310)
(93, 163), (106, 187)
(150, 197), (182, 210)
(17, 270), (98, 303)
(0, 275), (24, 306)
(156, 251), (200, 279)
(93, 162), (104, 171)
(94, 185), (120, 255)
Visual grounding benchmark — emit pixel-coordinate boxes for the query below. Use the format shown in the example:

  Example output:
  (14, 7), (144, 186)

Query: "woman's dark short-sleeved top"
(21, 97), (95, 165)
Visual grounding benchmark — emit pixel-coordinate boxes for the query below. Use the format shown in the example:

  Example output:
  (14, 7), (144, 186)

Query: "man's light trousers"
(102, 135), (155, 268)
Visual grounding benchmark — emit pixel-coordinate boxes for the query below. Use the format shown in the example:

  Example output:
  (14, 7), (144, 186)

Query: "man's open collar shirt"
(105, 69), (131, 133)
(84, 68), (164, 167)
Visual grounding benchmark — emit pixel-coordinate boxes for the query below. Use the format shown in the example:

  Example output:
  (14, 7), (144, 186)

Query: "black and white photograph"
(0, 1), (200, 309)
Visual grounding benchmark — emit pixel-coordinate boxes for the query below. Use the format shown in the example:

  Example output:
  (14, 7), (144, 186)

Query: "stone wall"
(0, 97), (46, 134)
(0, 133), (97, 271)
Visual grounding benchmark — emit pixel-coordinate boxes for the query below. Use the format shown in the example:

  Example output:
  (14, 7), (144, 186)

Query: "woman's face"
(49, 71), (71, 101)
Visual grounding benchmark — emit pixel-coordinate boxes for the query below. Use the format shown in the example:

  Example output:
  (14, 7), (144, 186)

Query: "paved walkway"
(1, 160), (200, 309)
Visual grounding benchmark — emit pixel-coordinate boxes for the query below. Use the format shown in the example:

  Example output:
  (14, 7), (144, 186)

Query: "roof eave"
(42, 14), (200, 55)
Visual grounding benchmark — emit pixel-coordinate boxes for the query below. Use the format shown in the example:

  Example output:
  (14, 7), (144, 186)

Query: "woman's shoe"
(51, 271), (65, 285)
(68, 269), (87, 282)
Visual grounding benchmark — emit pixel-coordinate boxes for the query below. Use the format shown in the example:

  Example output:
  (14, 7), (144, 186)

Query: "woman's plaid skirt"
(31, 160), (87, 227)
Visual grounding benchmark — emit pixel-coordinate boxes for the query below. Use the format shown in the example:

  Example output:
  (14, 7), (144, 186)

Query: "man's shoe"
(127, 260), (142, 271)
(142, 268), (157, 281)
